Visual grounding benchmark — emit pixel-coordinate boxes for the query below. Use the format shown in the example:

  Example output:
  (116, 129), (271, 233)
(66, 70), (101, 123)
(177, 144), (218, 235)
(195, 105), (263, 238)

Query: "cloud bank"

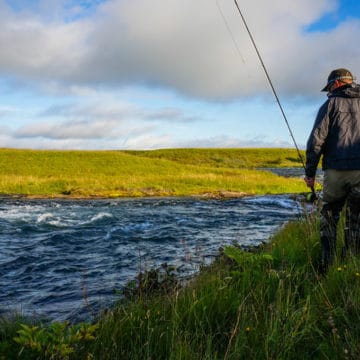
(0, 0), (359, 100)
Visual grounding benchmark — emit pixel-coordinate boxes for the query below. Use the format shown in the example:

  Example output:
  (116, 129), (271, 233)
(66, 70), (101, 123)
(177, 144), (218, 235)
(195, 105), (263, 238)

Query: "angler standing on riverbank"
(305, 68), (360, 272)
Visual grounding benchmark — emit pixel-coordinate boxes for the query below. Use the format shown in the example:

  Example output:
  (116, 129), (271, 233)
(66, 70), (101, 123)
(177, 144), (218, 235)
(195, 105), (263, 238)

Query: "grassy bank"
(2, 214), (360, 359)
(0, 148), (307, 198)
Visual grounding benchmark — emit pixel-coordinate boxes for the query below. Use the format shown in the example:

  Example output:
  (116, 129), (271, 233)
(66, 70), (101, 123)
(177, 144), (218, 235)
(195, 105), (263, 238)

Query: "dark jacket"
(305, 83), (360, 178)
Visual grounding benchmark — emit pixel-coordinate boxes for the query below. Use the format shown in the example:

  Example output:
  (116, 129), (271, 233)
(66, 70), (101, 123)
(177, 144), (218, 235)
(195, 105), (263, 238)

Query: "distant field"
(125, 148), (305, 168)
(0, 148), (308, 198)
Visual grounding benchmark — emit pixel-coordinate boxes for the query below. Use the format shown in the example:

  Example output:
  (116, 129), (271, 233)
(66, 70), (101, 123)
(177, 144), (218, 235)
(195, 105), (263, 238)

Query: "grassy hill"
(125, 148), (305, 168)
(0, 148), (308, 198)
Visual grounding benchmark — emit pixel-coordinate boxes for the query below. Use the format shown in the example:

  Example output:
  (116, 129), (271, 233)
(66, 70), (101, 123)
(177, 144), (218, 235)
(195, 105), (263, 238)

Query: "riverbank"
(2, 214), (360, 359)
(0, 148), (309, 198)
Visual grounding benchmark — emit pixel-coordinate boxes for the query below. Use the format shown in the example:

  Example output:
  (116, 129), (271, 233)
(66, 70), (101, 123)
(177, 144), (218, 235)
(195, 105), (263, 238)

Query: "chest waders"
(321, 195), (360, 272)
(344, 197), (360, 257)
(320, 201), (344, 272)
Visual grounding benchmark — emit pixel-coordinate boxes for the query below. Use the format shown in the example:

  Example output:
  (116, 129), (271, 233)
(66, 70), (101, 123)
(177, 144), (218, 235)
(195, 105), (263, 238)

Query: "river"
(0, 195), (304, 322)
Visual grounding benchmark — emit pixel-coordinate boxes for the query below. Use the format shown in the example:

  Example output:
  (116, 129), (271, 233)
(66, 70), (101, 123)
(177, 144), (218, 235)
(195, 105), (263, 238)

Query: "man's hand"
(304, 176), (315, 188)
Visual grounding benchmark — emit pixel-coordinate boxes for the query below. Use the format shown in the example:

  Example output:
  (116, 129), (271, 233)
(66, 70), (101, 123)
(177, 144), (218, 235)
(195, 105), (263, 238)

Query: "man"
(304, 68), (360, 272)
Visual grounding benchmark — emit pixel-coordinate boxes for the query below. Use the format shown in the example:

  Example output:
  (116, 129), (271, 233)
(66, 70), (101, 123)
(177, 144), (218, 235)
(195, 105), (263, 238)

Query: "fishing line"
(216, 0), (245, 64)
(231, 0), (316, 201)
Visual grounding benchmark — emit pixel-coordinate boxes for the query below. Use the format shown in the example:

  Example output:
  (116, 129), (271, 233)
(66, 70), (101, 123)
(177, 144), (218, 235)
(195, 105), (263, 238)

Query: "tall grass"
(0, 148), (307, 198)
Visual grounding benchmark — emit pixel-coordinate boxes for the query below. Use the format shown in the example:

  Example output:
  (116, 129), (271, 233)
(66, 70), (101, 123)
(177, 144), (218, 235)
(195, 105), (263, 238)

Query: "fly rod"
(232, 0), (316, 200)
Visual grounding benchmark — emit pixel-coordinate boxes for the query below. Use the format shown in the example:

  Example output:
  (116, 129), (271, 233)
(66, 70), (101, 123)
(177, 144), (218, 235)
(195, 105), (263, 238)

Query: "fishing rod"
(232, 0), (316, 201)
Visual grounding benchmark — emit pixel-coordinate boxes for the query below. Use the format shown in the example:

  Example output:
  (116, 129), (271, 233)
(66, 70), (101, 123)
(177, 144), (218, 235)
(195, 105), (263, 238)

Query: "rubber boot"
(319, 201), (343, 273)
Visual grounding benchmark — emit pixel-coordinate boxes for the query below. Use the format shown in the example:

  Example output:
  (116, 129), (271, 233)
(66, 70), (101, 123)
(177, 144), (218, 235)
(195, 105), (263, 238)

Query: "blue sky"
(0, 0), (359, 150)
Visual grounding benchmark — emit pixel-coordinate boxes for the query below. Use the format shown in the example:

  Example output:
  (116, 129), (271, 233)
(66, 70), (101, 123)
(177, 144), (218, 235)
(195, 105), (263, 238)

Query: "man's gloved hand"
(304, 176), (315, 188)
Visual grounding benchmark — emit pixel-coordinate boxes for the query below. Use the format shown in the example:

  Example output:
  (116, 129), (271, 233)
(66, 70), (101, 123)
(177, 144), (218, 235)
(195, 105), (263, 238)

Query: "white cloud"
(173, 135), (294, 149)
(9, 92), (199, 144)
(38, 101), (132, 120)
(14, 119), (121, 139)
(0, 1), (92, 79)
(110, 134), (292, 151)
(0, 0), (358, 100)
(122, 134), (173, 150)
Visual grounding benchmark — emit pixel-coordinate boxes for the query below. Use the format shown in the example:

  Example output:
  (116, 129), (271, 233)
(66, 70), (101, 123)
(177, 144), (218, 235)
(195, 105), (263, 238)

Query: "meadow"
(0, 148), (308, 198)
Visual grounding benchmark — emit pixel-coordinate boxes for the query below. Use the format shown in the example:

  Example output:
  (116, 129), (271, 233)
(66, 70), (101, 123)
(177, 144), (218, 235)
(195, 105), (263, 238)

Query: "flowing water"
(0, 195), (304, 322)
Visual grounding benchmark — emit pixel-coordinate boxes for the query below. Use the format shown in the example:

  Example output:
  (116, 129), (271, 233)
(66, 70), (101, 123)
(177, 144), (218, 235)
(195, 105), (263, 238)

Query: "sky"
(0, 0), (360, 150)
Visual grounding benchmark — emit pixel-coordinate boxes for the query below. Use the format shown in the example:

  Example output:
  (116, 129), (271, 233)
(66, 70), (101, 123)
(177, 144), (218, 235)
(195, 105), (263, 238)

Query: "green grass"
(0, 148), (308, 198)
(3, 213), (360, 359)
(125, 147), (305, 168)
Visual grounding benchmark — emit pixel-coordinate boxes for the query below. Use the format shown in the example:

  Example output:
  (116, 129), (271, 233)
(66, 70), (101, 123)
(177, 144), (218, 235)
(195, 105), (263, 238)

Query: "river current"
(0, 195), (304, 322)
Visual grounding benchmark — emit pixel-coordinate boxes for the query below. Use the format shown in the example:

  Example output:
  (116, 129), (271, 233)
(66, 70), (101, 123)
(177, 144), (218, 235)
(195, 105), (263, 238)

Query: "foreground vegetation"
(0, 148), (308, 198)
(2, 211), (360, 359)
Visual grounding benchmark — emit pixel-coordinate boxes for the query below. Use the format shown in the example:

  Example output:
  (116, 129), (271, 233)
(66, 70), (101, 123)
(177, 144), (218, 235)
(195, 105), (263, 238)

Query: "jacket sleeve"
(305, 100), (331, 178)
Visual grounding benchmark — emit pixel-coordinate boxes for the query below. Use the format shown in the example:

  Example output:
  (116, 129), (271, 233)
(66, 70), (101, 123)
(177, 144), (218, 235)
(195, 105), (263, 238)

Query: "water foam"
(90, 212), (113, 222)
(37, 213), (54, 223)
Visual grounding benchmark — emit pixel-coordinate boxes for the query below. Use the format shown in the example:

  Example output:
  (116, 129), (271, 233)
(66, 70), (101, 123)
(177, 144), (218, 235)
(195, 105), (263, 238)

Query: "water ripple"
(0, 195), (302, 321)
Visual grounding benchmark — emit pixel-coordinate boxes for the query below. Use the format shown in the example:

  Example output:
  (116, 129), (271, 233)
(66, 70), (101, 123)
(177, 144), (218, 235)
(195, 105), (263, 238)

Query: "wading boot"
(342, 197), (360, 259)
(319, 201), (343, 273)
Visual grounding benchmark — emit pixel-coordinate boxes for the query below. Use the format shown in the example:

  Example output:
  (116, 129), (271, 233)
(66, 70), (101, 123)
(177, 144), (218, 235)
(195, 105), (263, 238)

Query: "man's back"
(306, 83), (360, 177)
(323, 83), (360, 169)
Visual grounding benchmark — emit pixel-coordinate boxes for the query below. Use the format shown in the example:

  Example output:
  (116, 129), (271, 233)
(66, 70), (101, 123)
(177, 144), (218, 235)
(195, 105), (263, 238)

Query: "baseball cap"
(321, 68), (354, 92)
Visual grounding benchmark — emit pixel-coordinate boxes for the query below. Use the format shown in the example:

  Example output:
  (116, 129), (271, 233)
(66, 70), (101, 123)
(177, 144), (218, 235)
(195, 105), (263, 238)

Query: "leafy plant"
(223, 246), (273, 268)
(13, 321), (98, 359)
(123, 263), (180, 299)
